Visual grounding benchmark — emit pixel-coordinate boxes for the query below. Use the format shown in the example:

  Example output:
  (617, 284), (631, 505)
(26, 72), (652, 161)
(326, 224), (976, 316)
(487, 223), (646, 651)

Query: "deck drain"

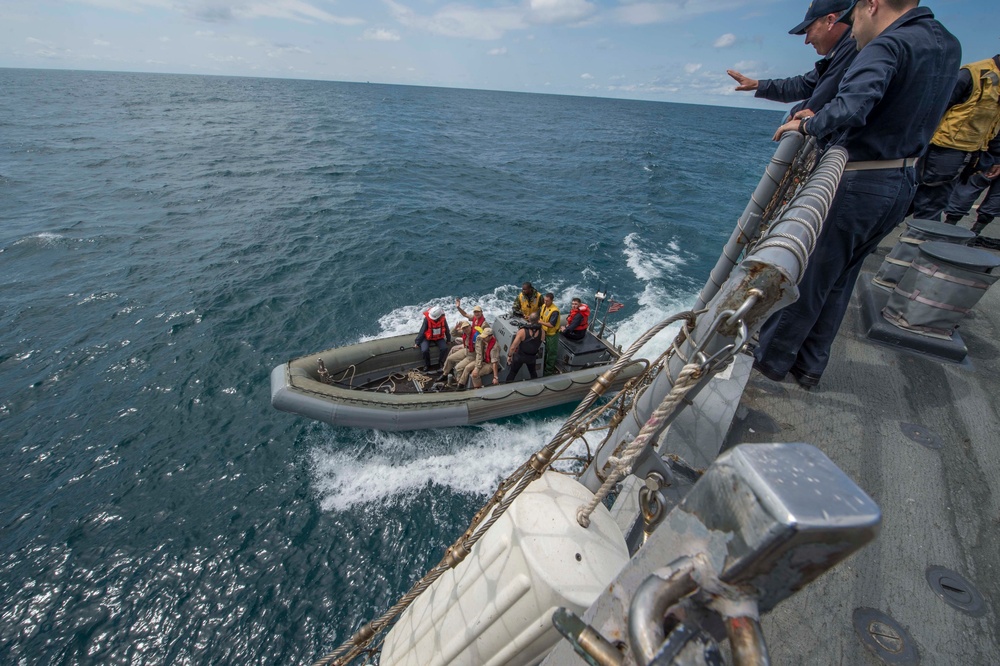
(852, 608), (919, 665)
(899, 422), (943, 450)
(926, 566), (986, 617)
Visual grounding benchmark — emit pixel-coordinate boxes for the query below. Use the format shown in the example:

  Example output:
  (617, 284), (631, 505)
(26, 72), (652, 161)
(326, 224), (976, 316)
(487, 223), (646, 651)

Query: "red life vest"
(462, 329), (476, 353)
(480, 336), (497, 363)
(423, 311), (448, 341)
(570, 304), (590, 331)
(471, 314), (486, 329)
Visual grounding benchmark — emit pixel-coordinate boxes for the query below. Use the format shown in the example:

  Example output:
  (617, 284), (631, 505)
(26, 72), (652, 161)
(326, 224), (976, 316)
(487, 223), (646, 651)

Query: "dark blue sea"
(0, 68), (783, 664)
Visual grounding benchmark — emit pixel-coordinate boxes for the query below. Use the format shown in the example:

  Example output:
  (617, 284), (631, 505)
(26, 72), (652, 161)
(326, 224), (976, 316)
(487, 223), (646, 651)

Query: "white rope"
(576, 361), (703, 528)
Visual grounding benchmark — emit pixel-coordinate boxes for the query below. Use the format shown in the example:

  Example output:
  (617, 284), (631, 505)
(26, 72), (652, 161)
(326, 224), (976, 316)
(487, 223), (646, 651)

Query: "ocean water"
(0, 68), (783, 664)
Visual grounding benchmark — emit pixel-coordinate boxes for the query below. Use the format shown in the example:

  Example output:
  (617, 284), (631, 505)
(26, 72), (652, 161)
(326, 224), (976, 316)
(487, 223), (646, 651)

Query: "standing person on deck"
(754, 0), (961, 389)
(413, 306), (451, 372)
(911, 54), (1000, 221)
(539, 292), (561, 375)
(512, 282), (543, 319)
(943, 134), (1000, 240)
(727, 0), (857, 125)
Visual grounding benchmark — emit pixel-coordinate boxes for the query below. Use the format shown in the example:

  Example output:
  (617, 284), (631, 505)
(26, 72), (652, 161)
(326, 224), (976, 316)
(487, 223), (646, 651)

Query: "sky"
(1, 0), (996, 108)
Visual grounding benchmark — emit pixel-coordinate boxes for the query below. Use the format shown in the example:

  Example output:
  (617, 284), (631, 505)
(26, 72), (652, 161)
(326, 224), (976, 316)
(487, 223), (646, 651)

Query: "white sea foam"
(318, 231), (700, 511)
(309, 418), (573, 511)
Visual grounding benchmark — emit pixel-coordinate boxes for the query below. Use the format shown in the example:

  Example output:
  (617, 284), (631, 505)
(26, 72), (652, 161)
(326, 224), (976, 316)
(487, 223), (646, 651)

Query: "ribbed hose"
(694, 131), (805, 310)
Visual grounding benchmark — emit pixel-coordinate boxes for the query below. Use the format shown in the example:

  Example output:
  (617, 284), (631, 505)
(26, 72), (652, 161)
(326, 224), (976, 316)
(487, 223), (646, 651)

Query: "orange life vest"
(423, 311), (448, 341)
(569, 304), (590, 331)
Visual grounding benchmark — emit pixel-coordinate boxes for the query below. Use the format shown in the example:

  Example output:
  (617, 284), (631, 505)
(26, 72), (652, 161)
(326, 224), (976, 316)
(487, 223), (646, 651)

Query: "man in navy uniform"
(754, 0), (961, 389)
(727, 0), (857, 123)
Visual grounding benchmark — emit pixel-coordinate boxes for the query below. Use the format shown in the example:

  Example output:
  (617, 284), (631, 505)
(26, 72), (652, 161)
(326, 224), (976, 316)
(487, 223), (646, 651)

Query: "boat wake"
(308, 418), (572, 512)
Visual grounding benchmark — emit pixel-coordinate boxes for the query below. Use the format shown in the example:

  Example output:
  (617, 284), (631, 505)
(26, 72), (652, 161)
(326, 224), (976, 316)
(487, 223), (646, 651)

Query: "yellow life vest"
(516, 291), (543, 318)
(931, 58), (1000, 152)
(540, 303), (560, 336)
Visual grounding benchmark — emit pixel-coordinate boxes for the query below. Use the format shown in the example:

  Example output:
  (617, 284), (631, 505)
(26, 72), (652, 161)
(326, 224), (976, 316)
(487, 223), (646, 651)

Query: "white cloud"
(713, 33), (737, 48)
(488, 46), (507, 56)
(362, 28), (401, 41)
(72, 0), (362, 25)
(612, 1), (758, 27)
(581, 72), (593, 79)
(230, 0), (364, 26)
(93, 39), (111, 46)
(526, 0), (597, 25)
(265, 43), (311, 56)
(384, 0), (526, 40)
(684, 62), (702, 74)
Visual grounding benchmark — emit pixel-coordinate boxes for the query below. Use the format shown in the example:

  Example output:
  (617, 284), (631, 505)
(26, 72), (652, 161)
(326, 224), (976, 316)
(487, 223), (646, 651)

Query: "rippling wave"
(0, 68), (783, 664)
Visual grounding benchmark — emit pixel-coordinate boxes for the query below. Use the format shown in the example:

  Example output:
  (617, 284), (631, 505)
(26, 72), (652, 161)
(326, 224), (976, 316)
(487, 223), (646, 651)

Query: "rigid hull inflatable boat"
(270, 312), (647, 431)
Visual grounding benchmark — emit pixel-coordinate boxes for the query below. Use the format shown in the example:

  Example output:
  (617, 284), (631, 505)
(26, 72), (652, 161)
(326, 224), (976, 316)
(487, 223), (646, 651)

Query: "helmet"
(429, 306), (445, 319)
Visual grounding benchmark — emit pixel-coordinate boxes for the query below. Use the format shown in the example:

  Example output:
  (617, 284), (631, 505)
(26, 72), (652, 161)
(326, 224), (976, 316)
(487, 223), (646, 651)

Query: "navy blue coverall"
(754, 7), (962, 385)
(756, 29), (859, 120)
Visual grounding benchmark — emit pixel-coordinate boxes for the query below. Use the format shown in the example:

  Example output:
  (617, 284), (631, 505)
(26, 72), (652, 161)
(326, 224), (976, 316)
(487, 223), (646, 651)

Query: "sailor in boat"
(413, 305), (451, 372)
(560, 297), (589, 341)
(754, 0), (961, 389)
(455, 298), (487, 329)
(455, 327), (500, 389)
(436, 319), (473, 385)
(539, 292), (560, 375)
(505, 312), (543, 382)
(727, 0), (857, 129)
(513, 282), (543, 318)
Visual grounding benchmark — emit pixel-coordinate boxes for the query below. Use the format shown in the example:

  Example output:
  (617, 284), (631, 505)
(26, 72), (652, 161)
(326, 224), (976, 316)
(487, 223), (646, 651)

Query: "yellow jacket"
(540, 303), (560, 336)
(931, 58), (1000, 152)
(515, 291), (543, 318)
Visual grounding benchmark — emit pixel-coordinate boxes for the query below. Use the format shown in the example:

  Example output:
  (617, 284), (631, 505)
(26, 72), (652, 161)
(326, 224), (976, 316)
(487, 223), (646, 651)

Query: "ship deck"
(730, 218), (1000, 664)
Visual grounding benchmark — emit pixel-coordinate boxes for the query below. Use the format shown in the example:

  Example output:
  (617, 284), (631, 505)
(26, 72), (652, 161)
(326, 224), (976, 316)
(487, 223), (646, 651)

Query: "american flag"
(607, 301), (625, 313)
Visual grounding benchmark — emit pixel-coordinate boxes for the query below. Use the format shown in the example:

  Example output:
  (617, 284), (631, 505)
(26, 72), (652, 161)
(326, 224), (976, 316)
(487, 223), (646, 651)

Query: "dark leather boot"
(944, 214), (963, 225)
(972, 214), (994, 235)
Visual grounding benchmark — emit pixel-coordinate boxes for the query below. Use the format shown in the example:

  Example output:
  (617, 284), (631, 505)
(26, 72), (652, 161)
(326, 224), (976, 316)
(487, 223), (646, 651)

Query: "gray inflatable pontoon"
(270, 314), (646, 431)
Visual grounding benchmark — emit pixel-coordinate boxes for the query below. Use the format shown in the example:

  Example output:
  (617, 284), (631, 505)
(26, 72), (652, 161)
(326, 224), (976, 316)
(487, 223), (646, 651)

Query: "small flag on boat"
(607, 301), (624, 313)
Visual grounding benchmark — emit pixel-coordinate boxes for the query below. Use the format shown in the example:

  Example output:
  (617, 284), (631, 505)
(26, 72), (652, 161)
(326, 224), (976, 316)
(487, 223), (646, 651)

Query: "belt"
(843, 157), (920, 171)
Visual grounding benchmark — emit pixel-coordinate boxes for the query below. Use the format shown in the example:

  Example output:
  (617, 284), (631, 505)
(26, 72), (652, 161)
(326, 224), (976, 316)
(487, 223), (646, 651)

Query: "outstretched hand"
(727, 69), (758, 91)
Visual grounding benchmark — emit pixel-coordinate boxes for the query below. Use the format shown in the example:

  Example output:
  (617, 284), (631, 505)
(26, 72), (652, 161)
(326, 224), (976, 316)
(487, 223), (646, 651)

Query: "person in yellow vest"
(512, 282), (543, 319)
(912, 54), (1000, 221)
(539, 292), (560, 375)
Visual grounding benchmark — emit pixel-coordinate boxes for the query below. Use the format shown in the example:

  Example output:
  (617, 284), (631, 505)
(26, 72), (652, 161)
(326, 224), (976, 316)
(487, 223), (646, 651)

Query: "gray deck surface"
(732, 218), (1000, 664)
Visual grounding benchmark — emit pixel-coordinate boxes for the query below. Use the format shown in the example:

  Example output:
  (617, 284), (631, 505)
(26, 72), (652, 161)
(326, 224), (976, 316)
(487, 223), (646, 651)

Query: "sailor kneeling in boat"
(455, 327), (500, 389)
(505, 313), (543, 382)
(414, 306), (451, 372)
